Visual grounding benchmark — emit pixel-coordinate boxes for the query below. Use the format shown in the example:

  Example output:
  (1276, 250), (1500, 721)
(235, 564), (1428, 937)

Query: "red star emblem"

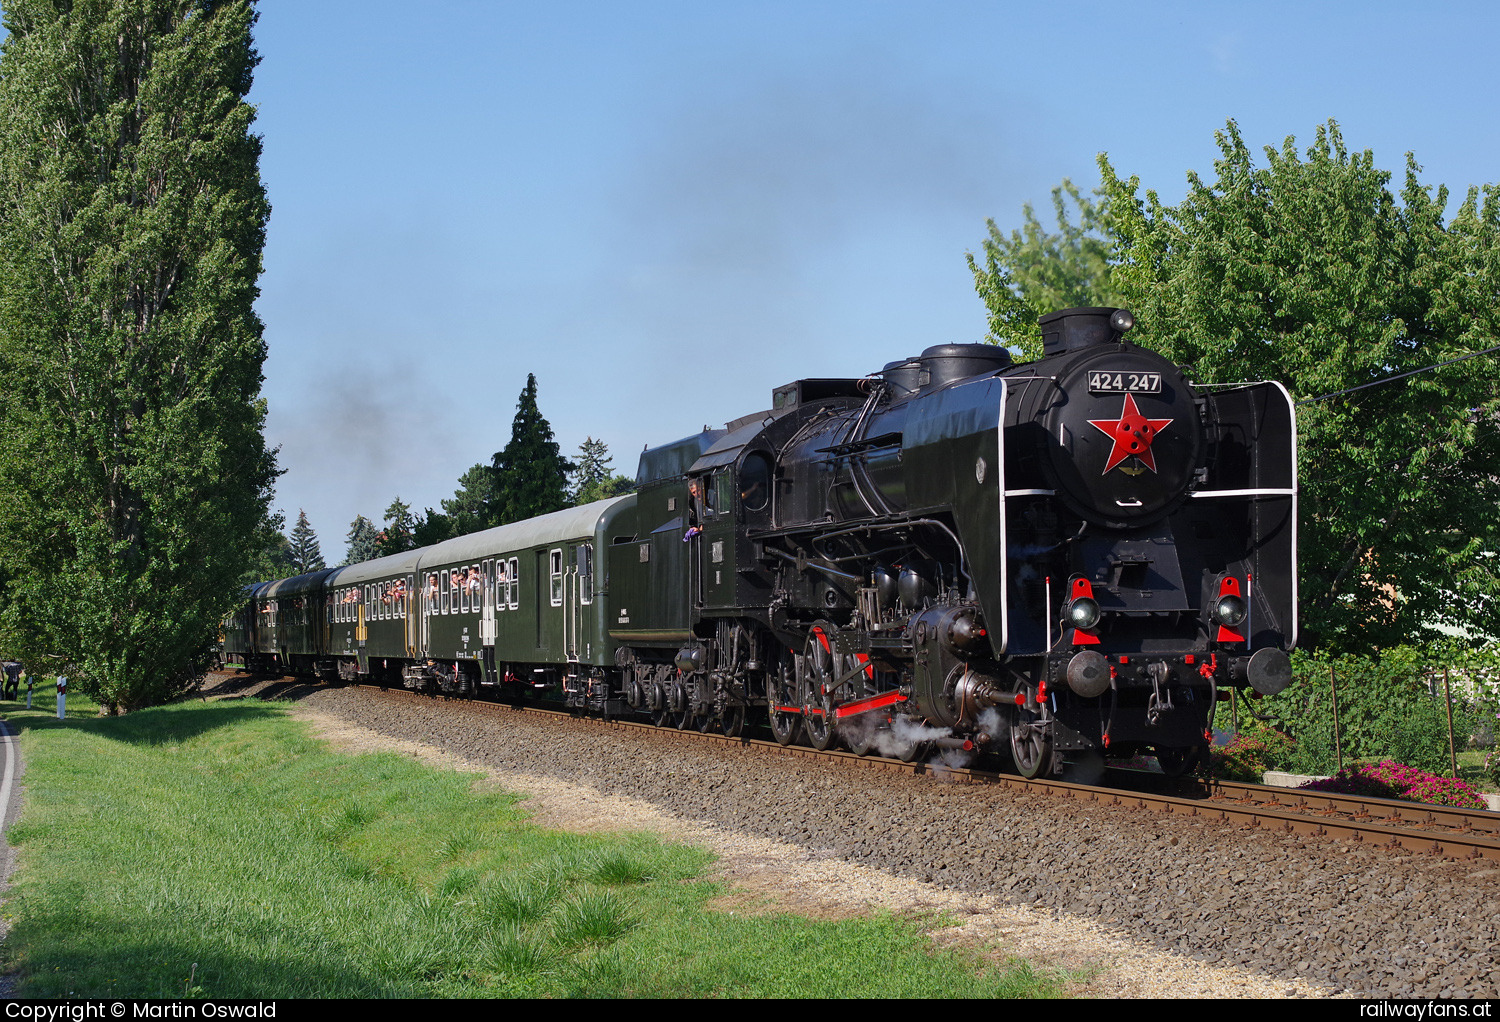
(1088, 393), (1174, 475)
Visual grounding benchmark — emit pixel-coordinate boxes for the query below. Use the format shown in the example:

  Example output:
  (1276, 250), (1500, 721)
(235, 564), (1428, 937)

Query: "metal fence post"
(1329, 664), (1343, 771)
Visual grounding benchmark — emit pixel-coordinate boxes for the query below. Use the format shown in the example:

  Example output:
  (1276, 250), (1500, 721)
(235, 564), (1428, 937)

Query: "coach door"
(405, 574), (418, 657)
(420, 572), (434, 656)
(355, 597), (368, 675)
(479, 560), (497, 684)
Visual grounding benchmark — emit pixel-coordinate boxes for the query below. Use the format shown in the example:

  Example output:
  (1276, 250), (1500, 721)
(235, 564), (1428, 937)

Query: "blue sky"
(248, 0), (1500, 556)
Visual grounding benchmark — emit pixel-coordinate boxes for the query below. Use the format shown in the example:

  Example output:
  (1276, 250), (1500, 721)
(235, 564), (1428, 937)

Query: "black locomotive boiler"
(225, 307), (1296, 778)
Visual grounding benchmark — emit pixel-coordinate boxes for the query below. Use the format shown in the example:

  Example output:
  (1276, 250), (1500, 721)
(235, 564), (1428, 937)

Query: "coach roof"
(413, 495), (632, 570)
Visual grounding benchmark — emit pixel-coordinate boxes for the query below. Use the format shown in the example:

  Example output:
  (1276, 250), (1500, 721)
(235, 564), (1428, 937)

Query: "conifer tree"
(442, 463), (499, 536)
(376, 497), (416, 557)
(571, 437), (635, 506)
(342, 515), (380, 566)
(0, 0), (276, 711)
(288, 510), (325, 575)
(491, 375), (573, 525)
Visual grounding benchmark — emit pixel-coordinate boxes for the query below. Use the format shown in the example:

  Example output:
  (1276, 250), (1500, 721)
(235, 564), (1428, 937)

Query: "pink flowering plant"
(1299, 760), (1487, 809)
(1210, 720), (1296, 781)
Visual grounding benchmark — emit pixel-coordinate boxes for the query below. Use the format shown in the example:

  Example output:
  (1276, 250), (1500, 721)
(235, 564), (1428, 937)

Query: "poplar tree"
(0, 0), (276, 710)
(491, 374), (573, 525)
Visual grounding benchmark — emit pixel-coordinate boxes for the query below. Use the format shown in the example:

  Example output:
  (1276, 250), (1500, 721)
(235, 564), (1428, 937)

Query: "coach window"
(550, 548), (563, 607)
(441, 571), (450, 614)
(459, 568), (470, 613)
(508, 557), (520, 609)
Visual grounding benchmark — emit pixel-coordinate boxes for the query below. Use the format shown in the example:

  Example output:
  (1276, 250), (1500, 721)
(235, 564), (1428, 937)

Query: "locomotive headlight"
(1065, 597), (1101, 630)
(1214, 594), (1248, 627)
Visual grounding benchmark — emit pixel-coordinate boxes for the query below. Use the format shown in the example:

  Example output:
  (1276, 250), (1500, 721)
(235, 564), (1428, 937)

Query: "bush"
(1210, 719), (1296, 780)
(1242, 645), (1481, 776)
(1300, 760), (1488, 810)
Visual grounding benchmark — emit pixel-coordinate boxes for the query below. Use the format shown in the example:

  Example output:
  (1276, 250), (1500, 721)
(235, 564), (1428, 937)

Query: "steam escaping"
(836, 712), (955, 762)
(976, 706), (1010, 750)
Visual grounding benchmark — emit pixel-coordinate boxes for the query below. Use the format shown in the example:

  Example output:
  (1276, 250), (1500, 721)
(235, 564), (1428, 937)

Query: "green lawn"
(0, 687), (1069, 998)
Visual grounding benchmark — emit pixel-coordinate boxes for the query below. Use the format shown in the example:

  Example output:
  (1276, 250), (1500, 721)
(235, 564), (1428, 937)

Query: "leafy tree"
(375, 497), (416, 557)
(575, 472), (635, 507)
(0, 0), (276, 711)
(342, 515), (380, 566)
(412, 507), (453, 547)
(571, 437), (635, 506)
(442, 463), (499, 536)
(243, 511), (293, 584)
(491, 374), (573, 525)
(288, 510), (325, 575)
(967, 178), (1125, 359)
(971, 119), (1500, 651)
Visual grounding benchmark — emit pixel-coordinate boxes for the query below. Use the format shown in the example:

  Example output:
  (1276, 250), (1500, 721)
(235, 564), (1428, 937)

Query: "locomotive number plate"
(1088, 371), (1161, 394)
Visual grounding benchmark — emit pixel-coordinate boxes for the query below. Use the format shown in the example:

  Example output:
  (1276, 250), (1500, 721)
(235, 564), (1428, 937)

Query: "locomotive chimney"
(1039, 307), (1135, 357)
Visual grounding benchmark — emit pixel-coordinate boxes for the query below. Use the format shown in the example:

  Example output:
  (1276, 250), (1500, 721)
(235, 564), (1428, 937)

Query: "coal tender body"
(641, 306), (1296, 776)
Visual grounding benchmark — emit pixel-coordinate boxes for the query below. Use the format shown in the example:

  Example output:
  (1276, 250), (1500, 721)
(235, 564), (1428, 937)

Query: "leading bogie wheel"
(839, 660), (882, 756)
(1009, 695), (1053, 779)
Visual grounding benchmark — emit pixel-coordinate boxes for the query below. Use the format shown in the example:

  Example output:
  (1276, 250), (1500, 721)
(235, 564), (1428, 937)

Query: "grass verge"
(0, 689), (1068, 998)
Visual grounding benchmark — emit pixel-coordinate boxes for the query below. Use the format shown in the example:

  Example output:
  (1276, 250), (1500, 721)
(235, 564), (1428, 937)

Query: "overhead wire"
(1295, 341), (1500, 406)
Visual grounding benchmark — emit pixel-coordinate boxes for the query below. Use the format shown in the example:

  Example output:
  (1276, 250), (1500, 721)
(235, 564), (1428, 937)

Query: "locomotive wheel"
(845, 715), (881, 757)
(895, 735), (927, 763)
(803, 700), (835, 750)
(722, 703), (746, 738)
(839, 663), (881, 756)
(1010, 691), (1054, 779)
(802, 627), (838, 752)
(768, 654), (803, 746)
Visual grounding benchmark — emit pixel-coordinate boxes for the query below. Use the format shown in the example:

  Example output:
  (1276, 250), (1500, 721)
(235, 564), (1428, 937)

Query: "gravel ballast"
(210, 676), (1500, 998)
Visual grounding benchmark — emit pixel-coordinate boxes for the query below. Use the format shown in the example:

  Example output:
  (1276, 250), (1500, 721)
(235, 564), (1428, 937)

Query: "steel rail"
(224, 672), (1500, 865)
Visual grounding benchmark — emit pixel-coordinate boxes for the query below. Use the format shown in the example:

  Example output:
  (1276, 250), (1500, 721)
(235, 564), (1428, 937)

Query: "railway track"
(218, 671), (1500, 866)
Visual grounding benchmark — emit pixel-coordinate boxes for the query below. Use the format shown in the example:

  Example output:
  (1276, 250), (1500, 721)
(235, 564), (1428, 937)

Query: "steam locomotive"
(223, 307), (1296, 778)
